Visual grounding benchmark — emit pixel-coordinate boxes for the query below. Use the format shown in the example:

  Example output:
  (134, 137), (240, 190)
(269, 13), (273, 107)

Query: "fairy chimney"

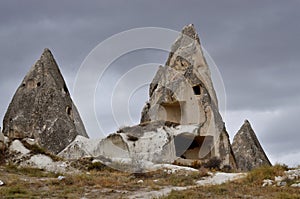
(2, 49), (88, 154)
(141, 24), (236, 168)
(232, 120), (271, 171)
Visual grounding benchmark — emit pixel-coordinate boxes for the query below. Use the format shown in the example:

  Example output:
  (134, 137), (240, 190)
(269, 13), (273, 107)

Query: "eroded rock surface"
(232, 120), (271, 171)
(140, 24), (236, 168)
(61, 25), (241, 169)
(0, 132), (5, 151)
(2, 49), (88, 154)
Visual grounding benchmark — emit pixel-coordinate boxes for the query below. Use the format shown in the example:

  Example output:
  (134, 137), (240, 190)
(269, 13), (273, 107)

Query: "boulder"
(58, 135), (102, 159)
(2, 49), (88, 154)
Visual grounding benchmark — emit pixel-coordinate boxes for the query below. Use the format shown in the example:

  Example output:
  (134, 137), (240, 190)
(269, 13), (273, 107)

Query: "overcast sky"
(0, 0), (299, 166)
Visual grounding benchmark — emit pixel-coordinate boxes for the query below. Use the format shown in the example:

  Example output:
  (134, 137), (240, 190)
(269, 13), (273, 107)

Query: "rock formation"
(60, 121), (195, 161)
(232, 120), (271, 171)
(0, 131), (5, 153)
(61, 24), (237, 170)
(2, 49), (88, 154)
(140, 24), (236, 168)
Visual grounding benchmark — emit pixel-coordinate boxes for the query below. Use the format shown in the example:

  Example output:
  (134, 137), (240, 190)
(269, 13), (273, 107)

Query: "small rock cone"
(3, 49), (88, 154)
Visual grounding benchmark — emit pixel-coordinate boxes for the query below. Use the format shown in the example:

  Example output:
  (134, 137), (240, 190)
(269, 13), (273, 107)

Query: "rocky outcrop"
(58, 135), (102, 159)
(4, 139), (80, 174)
(262, 168), (300, 187)
(60, 121), (189, 161)
(232, 120), (271, 171)
(60, 25), (237, 169)
(54, 25), (244, 171)
(140, 24), (236, 168)
(60, 121), (203, 172)
(0, 132), (5, 151)
(2, 49), (88, 154)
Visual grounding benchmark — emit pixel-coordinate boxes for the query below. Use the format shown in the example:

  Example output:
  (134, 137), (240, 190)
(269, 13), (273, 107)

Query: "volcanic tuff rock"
(0, 131), (5, 151)
(61, 25), (237, 169)
(141, 24), (236, 168)
(60, 121), (202, 172)
(232, 120), (271, 171)
(2, 49), (88, 154)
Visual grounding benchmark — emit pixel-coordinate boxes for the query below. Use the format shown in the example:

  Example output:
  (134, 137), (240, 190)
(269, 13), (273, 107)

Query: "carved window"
(192, 85), (201, 95)
(66, 106), (72, 116)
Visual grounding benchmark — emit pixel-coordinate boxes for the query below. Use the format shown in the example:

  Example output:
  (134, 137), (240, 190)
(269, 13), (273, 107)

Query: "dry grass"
(244, 164), (287, 185)
(161, 164), (300, 199)
(1, 163), (299, 198)
(162, 182), (300, 199)
(0, 164), (207, 198)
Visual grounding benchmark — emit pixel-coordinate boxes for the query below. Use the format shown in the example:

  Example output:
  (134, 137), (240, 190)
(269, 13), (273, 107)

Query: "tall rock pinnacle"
(232, 120), (271, 171)
(2, 48), (88, 154)
(140, 24), (236, 168)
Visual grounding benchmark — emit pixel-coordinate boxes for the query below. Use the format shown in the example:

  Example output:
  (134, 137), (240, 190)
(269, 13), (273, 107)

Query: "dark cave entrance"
(192, 85), (201, 95)
(174, 134), (214, 160)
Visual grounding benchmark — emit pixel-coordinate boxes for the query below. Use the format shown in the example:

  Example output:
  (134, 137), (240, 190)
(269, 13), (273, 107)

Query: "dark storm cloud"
(0, 0), (299, 165)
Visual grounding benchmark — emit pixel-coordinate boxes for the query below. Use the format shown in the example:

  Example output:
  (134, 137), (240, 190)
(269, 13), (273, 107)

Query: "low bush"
(204, 157), (221, 170)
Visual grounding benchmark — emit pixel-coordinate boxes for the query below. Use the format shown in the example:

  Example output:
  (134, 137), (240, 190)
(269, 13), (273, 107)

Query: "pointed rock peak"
(239, 120), (256, 134)
(232, 120), (271, 171)
(37, 48), (57, 65)
(244, 119), (250, 123)
(41, 48), (54, 59)
(3, 49), (88, 154)
(181, 24), (199, 41)
(140, 25), (234, 168)
(163, 24), (218, 108)
(242, 119), (251, 127)
(43, 48), (52, 54)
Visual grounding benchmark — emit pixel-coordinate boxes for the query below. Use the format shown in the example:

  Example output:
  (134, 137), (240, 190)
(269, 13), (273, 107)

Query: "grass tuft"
(244, 164), (287, 185)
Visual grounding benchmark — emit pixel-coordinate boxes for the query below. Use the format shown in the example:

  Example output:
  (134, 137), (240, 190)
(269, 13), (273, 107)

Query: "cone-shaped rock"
(232, 120), (271, 171)
(2, 49), (88, 154)
(140, 24), (236, 168)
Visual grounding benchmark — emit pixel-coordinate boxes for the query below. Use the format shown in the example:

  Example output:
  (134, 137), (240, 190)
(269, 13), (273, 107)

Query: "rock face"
(140, 24), (236, 168)
(0, 131), (6, 155)
(60, 121), (203, 172)
(61, 24), (237, 169)
(59, 135), (102, 159)
(2, 49), (88, 154)
(60, 121), (198, 162)
(232, 120), (271, 171)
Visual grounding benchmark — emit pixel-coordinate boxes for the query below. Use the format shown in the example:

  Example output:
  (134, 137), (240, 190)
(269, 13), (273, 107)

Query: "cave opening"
(66, 106), (72, 116)
(192, 85), (201, 95)
(174, 134), (213, 160)
(159, 101), (183, 124)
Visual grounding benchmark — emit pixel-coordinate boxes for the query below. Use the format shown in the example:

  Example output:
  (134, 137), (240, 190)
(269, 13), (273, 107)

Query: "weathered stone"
(61, 25), (238, 170)
(140, 24), (236, 168)
(100, 121), (199, 163)
(9, 140), (30, 155)
(232, 120), (271, 171)
(285, 169), (300, 180)
(58, 135), (102, 159)
(0, 131), (6, 153)
(2, 49), (88, 154)
(262, 179), (273, 187)
(291, 183), (300, 187)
